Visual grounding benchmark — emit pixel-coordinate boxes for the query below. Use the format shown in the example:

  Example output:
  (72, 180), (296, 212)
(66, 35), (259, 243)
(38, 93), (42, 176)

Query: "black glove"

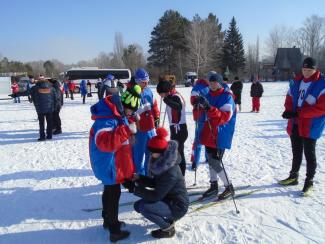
(282, 111), (298, 119)
(122, 180), (135, 193)
(197, 96), (211, 111)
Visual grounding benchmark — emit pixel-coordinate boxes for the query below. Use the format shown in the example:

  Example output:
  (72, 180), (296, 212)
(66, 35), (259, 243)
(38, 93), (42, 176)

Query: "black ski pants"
(52, 109), (61, 131)
(170, 123), (188, 176)
(290, 125), (317, 180)
(38, 113), (53, 139)
(102, 184), (121, 233)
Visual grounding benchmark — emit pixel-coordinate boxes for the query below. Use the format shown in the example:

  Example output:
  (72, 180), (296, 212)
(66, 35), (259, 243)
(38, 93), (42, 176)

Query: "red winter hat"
(148, 127), (169, 153)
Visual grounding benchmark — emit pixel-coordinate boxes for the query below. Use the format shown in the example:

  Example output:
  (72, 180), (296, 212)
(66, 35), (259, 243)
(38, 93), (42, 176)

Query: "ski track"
(0, 82), (325, 243)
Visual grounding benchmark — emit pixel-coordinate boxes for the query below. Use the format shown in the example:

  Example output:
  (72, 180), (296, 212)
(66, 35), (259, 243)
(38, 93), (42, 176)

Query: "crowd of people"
(9, 57), (325, 242)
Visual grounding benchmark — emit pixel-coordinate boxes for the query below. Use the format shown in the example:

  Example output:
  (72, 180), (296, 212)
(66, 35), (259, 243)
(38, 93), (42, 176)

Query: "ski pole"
(193, 168), (197, 186)
(220, 159), (240, 214)
(162, 106), (167, 127)
(159, 97), (163, 126)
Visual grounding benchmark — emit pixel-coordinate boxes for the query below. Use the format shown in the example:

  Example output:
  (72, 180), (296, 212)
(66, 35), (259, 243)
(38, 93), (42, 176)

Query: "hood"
(90, 96), (121, 120)
(149, 140), (181, 176)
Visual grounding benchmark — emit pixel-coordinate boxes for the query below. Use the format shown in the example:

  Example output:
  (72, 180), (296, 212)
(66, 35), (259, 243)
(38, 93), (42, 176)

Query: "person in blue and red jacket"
(279, 57), (325, 195)
(89, 85), (141, 242)
(132, 68), (160, 176)
(190, 78), (210, 170)
(194, 72), (237, 200)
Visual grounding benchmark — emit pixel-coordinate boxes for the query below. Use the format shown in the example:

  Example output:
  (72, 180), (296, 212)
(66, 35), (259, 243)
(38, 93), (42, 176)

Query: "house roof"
(274, 48), (302, 72)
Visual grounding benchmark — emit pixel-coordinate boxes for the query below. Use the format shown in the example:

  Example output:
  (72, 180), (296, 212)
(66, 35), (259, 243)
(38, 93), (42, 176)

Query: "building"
(274, 47), (302, 81)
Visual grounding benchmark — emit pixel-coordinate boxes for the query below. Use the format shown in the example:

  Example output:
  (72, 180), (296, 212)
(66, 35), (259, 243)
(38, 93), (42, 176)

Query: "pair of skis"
(82, 184), (261, 213)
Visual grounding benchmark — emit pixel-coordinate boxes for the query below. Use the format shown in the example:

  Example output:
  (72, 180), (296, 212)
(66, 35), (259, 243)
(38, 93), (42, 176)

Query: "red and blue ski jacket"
(285, 71), (325, 139)
(89, 96), (135, 185)
(200, 88), (236, 149)
(190, 79), (210, 123)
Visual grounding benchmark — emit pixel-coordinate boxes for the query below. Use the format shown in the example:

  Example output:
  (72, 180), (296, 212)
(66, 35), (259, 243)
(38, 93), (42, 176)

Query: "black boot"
(108, 223), (130, 242)
(278, 172), (299, 186)
(302, 179), (313, 196)
(102, 211), (126, 230)
(218, 184), (235, 200)
(151, 225), (175, 239)
(53, 129), (62, 135)
(202, 181), (218, 198)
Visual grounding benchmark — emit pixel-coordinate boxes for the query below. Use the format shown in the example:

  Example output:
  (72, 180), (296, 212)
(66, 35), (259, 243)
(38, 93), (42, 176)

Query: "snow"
(0, 82), (325, 243)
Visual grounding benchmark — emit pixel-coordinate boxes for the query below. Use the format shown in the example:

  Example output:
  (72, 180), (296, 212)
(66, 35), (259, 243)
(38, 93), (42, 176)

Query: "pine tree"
(220, 17), (245, 75)
(148, 10), (189, 76)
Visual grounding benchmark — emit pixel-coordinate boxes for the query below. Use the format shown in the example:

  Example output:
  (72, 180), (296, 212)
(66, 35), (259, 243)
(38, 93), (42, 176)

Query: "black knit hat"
(156, 80), (172, 94)
(302, 57), (316, 69)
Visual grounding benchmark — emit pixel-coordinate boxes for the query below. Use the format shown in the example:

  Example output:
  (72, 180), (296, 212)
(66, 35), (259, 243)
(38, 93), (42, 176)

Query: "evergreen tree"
(220, 17), (245, 75)
(148, 10), (189, 77)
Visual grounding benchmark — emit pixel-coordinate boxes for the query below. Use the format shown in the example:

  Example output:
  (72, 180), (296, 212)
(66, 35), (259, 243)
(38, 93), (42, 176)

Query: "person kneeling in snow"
(89, 85), (141, 242)
(132, 127), (189, 239)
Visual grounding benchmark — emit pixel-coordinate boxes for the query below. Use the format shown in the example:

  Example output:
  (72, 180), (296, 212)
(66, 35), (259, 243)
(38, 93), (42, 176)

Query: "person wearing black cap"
(230, 76), (243, 112)
(133, 127), (189, 239)
(279, 57), (325, 196)
(250, 76), (264, 112)
(156, 79), (188, 175)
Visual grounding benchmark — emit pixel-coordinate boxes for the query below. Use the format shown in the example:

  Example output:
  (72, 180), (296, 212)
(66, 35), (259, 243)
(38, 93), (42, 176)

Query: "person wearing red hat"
(132, 127), (189, 239)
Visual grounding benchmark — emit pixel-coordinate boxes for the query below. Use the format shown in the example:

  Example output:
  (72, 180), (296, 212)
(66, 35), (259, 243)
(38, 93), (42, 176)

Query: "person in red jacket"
(279, 57), (325, 195)
(11, 81), (20, 103)
(68, 80), (75, 100)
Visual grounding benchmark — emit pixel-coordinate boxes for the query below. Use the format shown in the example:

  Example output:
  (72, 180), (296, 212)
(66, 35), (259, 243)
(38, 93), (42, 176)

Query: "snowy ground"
(0, 82), (324, 244)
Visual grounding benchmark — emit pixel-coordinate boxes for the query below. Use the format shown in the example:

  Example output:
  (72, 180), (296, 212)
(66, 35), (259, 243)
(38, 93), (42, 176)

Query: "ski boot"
(278, 172), (298, 186)
(202, 181), (218, 198)
(102, 211), (126, 230)
(218, 184), (235, 200)
(301, 179), (313, 196)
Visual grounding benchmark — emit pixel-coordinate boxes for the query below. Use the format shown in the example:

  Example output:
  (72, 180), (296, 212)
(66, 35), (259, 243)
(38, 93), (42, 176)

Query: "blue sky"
(1, 0), (324, 64)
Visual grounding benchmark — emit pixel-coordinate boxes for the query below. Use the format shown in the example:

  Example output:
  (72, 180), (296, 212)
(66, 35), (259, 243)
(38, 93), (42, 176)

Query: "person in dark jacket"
(31, 77), (56, 141)
(230, 76), (243, 112)
(250, 77), (264, 112)
(156, 80), (188, 176)
(95, 78), (103, 99)
(49, 79), (63, 135)
(132, 127), (189, 239)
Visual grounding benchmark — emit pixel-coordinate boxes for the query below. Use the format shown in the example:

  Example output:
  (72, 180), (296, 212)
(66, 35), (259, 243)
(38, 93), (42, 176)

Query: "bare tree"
(265, 25), (294, 61)
(298, 15), (325, 57)
(113, 32), (125, 67)
(185, 14), (223, 77)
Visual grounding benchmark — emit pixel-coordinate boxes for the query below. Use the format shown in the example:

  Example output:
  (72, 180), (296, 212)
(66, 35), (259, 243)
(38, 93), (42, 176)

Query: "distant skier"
(79, 79), (88, 104)
(89, 85), (141, 242)
(230, 76), (243, 112)
(194, 72), (237, 200)
(132, 127), (189, 239)
(250, 76), (264, 112)
(156, 79), (188, 175)
(11, 81), (20, 103)
(279, 57), (325, 195)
